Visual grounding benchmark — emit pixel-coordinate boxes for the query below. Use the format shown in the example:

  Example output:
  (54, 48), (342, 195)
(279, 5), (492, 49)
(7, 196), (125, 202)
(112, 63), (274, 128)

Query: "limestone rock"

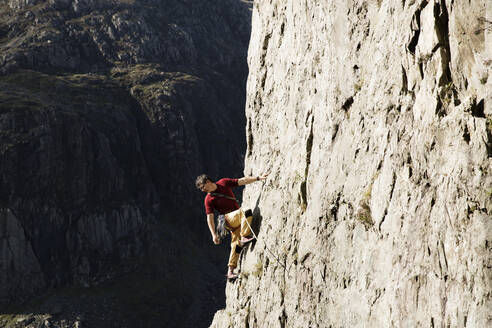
(211, 0), (491, 327)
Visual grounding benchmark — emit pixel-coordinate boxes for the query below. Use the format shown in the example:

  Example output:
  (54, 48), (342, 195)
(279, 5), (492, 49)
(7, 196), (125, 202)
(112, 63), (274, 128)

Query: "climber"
(195, 173), (268, 280)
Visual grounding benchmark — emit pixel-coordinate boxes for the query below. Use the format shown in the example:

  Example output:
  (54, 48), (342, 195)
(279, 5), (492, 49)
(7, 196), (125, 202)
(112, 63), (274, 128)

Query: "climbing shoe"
(226, 272), (238, 280)
(240, 236), (254, 246)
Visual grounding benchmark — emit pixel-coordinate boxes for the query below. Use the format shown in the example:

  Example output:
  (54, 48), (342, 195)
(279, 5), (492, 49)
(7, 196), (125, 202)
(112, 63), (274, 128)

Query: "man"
(196, 173), (268, 279)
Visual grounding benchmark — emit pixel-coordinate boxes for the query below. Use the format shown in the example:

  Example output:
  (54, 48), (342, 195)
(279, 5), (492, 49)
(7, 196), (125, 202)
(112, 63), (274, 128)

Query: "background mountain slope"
(0, 0), (253, 327)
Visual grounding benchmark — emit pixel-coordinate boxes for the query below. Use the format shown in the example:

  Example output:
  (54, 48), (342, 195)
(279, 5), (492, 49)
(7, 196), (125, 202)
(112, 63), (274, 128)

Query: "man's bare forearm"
(207, 213), (216, 237)
(238, 173), (269, 186)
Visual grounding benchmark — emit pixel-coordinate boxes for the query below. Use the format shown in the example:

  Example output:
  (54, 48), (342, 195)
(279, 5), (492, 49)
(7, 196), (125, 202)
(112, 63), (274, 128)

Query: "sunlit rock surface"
(211, 1), (491, 327)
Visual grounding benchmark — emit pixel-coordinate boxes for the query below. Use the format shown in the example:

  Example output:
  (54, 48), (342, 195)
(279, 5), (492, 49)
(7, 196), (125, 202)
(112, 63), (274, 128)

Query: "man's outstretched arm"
(237, 173), (269, 186)
(207, 213), (220, 245)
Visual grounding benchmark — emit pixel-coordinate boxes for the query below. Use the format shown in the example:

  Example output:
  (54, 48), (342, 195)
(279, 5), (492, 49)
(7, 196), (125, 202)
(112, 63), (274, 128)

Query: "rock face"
(0, 209), (45, 301)
(0, 0), (252, 324)
(0, 70), (155, 303)
(211, 1), (491, 327)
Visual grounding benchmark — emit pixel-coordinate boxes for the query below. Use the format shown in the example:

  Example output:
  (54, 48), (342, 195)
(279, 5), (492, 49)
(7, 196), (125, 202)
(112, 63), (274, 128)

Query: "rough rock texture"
(211, 0), (491, 327)
(0, 209), (45, 301)
(0, 0), (252, 326)
(0, 71), (154, 304)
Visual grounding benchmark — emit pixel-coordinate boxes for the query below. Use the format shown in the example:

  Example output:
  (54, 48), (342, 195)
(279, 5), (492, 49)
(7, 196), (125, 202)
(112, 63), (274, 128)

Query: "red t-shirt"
(204, 178), (240, 215)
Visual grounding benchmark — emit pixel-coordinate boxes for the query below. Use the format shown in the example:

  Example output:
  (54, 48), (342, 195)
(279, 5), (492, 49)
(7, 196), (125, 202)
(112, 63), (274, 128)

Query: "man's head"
(195, 174), (215, 193)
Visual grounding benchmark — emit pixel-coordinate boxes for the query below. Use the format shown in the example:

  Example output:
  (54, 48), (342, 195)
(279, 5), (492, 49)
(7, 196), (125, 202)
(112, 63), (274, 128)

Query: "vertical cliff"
(211, 0), (491, 327)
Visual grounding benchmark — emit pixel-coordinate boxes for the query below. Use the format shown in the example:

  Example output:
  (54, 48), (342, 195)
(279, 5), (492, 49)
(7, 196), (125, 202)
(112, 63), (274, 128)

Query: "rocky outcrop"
(211, 0), (491, 327)
(0, 0), (252, 325)
(0, 68), (157, 304)
(0, 209), (45, 302)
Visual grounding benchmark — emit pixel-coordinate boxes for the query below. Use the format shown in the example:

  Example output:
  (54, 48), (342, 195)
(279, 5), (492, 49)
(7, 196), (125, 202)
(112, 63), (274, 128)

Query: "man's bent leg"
(240, 209), (253, 237)
(228, 227), (242, 269)
(225, 209), (242, 230)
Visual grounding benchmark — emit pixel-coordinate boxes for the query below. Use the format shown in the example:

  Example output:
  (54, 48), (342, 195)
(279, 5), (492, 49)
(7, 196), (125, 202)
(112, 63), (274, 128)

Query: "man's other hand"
(213, 235), (221, 245)
(258, 172), (269, 181)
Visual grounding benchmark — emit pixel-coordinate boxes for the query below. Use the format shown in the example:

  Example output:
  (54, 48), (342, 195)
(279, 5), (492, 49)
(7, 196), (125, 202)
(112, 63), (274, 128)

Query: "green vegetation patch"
(0, 69), (134, 113)
(111, 63), (164, 85)
(0, 314), (17, 328)
(356, 172), (378, 228)
(0, 69), (140, 154)
(357, 201), (374, 227)
(252, 260), (263, 278)
(112, 63), (201, 92)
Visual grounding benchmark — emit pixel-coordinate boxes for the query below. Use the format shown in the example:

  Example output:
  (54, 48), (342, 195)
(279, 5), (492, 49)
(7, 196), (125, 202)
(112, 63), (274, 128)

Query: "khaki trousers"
(224, 208), (252, 268)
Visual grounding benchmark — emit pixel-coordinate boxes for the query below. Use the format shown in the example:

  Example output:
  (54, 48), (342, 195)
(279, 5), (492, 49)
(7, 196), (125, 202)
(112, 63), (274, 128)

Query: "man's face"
(199, 180), (214, 193)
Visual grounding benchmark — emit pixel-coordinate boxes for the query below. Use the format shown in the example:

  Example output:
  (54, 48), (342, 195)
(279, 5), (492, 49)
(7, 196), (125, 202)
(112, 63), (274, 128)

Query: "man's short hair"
(195, 174), (211, 189)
